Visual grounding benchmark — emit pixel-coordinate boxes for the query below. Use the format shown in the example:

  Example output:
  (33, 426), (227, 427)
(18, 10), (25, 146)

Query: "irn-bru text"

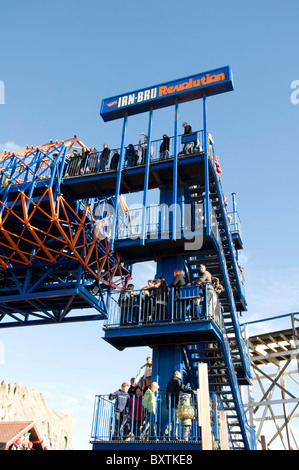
(115, 72), (226, 109)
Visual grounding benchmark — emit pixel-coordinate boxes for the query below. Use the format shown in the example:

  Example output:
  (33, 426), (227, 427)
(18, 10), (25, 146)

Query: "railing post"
(172, 99), (179, 241)
(137, 291), (142, 325)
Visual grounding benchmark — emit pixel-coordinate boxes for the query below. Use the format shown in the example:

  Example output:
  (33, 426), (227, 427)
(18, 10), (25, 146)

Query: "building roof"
(0, 421), (45, 450)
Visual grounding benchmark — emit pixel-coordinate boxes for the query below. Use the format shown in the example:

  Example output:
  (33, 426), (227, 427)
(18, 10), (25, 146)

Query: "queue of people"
(63, 122), (220, 178)
(108, 357), (197, 441)
(117, 266), (223, 325)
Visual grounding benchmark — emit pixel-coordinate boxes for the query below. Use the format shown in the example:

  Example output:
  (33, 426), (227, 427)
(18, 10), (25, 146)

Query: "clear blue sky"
(0, 0), (298, 450)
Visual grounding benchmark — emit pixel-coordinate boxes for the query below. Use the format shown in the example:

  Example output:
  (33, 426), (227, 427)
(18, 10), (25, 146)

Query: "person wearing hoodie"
(166, 370), (196, 439)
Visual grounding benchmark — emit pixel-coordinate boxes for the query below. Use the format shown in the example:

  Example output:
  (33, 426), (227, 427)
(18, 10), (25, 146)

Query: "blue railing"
(91, 392), (201, 443)
(228, 210), (242, 239)
(90, 391), (254, 449)
(104, 283), (223, 329)
(90, 391), (232, 445)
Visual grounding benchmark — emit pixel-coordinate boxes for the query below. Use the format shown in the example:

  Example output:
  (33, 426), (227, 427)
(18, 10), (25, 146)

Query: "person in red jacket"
(129, 386), (144, 440)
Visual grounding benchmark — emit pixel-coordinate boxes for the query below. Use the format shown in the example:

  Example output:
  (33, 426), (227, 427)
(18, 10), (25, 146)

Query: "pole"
(172, 99), (179, 241)
(203, 93), (210, 235)
(141, 107), (153, 245)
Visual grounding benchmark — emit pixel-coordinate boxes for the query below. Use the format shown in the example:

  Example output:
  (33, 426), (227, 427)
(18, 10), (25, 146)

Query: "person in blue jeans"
(125, 144), (136, 167)
(99, 143), (110, 171)
(109, 382), (130, 440)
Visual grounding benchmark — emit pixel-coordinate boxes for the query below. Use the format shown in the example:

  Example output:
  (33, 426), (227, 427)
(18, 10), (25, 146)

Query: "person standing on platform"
(88, 146), (99, 173)
(196, 264), (212, 285)
(128, 377), (138, 396)
(141, 280), (155, 322)
(141, 381), (159, 440)
(110, 149), (120, 171)
(170, 269), (186, 320)
(99, 143), (110, 172)
(136, 356), (152, 390)
(138, 133), (148, 164)
(129, 386), (144, 440)
(159, 134), (170, 160)
(182, 122), (193, 154)
(153, 277), (169, 321)
(196, 264), (213, 319)
(66, 149), (81, 176)
(170, 269), (186, 288)
(166, 370), (196, 440)
(207, 132), (214, 158)
(118, 283), (137, 324)
(125, 144), (136, 167)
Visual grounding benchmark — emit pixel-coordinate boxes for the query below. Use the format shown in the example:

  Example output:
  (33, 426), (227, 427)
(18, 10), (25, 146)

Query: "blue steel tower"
(91, 67), (256, 450)
(0, 66), (255, 450)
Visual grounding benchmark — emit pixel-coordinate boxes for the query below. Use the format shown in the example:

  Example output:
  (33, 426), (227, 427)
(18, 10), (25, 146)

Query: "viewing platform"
(103, 283), (223, 351)
(61, 131), (205, 200)
(102, 282), (250, 385)
(91, 391), (217, 450)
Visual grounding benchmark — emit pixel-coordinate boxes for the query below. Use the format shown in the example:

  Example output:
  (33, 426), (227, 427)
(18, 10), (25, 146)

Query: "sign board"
(100, 66), (233, 122)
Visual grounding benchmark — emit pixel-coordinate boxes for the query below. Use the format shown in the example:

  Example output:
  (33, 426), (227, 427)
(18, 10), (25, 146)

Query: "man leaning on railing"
(165, 370), (197, 440)
(118, 283), (139, 324)
(109, 382), (130, 440)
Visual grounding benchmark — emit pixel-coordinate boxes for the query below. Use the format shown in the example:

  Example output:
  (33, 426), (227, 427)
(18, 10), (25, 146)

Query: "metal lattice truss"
(0, 137), (85, 190)
(0, 138), (131, 327)
(243, 314), (299, 450)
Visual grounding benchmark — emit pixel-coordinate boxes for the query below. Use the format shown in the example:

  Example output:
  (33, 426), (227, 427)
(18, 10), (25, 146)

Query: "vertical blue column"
(203, 92), (210, 235)
(172, 99), (179, 241)
(110, 112), (128, 251)
(152, 345), (183, 436)
(152, 345), (183, 391)
(232, 192), (237, 213)
(141, 107), (153, 245)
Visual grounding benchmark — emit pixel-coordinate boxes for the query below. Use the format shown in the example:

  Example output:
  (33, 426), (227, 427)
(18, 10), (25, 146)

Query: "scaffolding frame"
(243, 313), (299, 450)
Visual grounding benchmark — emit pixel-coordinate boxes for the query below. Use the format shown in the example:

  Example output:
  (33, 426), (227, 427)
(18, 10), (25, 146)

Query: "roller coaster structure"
(0, 67), (260, 450)
(0, 137), (131, 327)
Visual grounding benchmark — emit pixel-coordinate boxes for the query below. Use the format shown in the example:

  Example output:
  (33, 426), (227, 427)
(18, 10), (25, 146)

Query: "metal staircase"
(183, 335), (253, 449)
(179, 156), (254, 448)
(183, 163), (251, 384)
